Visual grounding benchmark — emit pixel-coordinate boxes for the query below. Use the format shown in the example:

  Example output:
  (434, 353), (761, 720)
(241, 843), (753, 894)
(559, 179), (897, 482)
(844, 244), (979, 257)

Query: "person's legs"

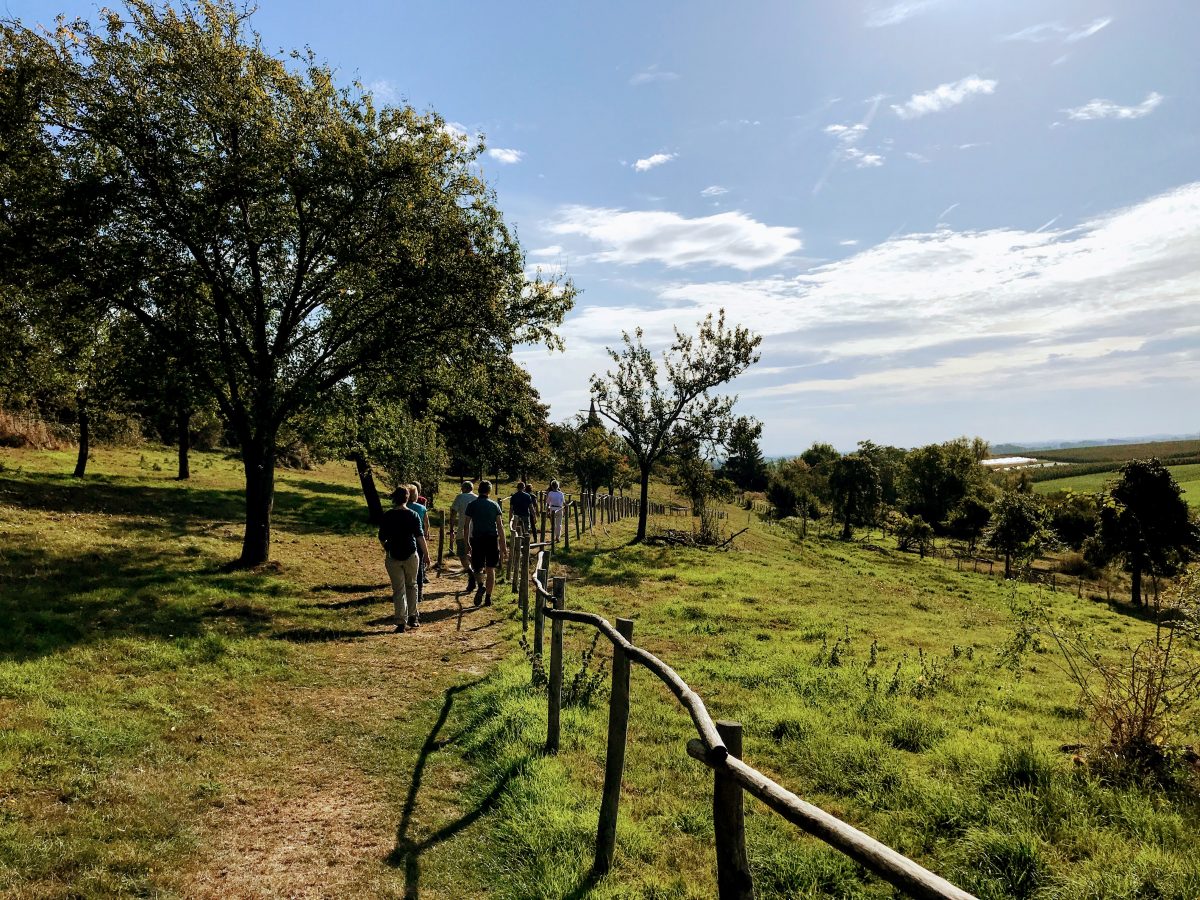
(385, 555), (407, 630)
(458, 537), (476, 591)
(401, 554), (420, 625)
(416, 556), (425, 609)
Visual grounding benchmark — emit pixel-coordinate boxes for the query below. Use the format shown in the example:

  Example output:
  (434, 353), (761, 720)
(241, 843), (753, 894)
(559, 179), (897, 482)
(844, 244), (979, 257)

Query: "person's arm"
(499, 525), (508, 561)
(465, 514), (473, 551)
(417, 532), (430, 565)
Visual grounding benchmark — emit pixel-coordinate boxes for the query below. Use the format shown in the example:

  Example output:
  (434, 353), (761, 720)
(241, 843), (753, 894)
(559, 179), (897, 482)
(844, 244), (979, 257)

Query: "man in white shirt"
(546, 479), (566, 542)
(449, 480), (478, 592)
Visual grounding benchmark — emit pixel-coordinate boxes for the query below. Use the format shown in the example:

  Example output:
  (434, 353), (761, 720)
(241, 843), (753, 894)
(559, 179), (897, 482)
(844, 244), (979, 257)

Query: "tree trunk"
(1130, 559), (1142, 607)
(73, 395), (89, 478)
(841, 514), (852, 541)
(352, 451), (384, 524)
(239, 435), (276, 567)
(176, 404), (191, 480)
(1004, 551), (1012, 579)
(635, 467), (651, 542)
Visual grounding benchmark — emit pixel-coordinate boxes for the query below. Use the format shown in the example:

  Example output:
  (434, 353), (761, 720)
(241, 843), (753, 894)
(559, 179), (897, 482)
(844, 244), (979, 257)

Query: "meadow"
(2, 446), (1198, 898)
(1032, 462), (1200, 505)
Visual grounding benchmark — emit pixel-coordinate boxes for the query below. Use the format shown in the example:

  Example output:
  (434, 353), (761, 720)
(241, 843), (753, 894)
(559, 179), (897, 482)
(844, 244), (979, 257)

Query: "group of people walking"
(378, 477), (569, 633)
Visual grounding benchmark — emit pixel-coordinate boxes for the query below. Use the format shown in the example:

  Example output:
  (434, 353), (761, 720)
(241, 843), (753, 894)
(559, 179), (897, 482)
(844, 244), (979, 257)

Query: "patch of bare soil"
(176, 553), (508, 899)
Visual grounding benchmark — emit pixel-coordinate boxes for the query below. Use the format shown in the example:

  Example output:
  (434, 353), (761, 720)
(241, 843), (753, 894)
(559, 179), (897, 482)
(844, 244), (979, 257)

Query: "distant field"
(1033, 462), (1200, 505)
(1032, 439), (1200, 465)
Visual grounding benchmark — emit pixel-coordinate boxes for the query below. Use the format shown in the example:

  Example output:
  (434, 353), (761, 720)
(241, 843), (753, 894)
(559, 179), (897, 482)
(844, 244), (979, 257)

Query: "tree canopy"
(2, 0), (573, 563)
(591, 311), (760, 541)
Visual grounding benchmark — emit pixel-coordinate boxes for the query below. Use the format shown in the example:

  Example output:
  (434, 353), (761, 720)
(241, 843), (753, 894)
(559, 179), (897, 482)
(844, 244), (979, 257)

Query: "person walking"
(508, 480), (535, 536)
(407, 485), (429, 604)
(449, 480), (478, 592)
(465, 480), (507, 607)
(379, 487), (429, 632)
(546, 479), (566, 542)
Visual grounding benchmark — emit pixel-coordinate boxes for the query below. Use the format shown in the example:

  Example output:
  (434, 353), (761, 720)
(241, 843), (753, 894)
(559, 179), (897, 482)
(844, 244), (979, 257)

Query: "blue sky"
(10, 0), (1200, 453)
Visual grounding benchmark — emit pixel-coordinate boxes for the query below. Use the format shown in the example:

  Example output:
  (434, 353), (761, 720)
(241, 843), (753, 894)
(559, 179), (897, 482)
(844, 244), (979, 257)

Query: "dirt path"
(176, 553), (512, 900)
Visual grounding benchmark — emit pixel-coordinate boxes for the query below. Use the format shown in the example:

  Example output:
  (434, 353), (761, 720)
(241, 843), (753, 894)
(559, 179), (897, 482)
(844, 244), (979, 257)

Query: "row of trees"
(748, 436), (1198, 608)
(1, 1), (575, 564)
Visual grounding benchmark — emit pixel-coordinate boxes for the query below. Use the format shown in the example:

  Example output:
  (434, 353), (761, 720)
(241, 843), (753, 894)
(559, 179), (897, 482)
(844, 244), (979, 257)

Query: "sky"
(8, 0), (1200, 454)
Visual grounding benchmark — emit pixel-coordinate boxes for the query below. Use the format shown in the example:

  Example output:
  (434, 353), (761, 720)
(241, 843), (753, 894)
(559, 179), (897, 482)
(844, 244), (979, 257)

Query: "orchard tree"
(986, 491), (1054, 579)
(902, 437), (987, 531)
(591, 311), (761, 542)
(4, 2), (572, 564)
(720, 416), (768, 491)
(1086, 459), (1199, 606)
(829, 453), (881, 541)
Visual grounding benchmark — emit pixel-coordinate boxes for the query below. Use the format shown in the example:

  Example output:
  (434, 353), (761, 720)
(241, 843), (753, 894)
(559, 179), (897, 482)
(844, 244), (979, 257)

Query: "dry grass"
(0, 410), (73, 451)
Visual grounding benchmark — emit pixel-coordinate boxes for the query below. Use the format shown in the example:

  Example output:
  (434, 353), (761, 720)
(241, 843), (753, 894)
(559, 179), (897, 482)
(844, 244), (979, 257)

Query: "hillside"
(3, 446), (1199, 898)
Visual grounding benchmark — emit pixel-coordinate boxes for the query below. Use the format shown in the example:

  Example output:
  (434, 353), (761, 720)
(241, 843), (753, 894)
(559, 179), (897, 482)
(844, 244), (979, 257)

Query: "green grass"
(1033, 462), (1200, 505)
(3, 446), (1198, 898)
(441, 508), (1200, 898)
(1031, 440), (1200, 465)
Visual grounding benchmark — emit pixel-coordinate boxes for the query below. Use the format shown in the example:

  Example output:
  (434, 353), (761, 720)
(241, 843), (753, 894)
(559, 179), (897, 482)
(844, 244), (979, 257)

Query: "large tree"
(1086, 459), (1200, 606)
(591, 311), (760, 541)
(902, 437), (987, 531)
(4, 1), (572, 564)
(720, 415), (768, 491)
(829, 453), (881, 541)
(986, 490), (1054, 579)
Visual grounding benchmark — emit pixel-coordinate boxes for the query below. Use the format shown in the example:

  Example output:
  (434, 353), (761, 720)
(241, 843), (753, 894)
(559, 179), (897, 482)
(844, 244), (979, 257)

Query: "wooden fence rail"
(515, 546), (976, 900)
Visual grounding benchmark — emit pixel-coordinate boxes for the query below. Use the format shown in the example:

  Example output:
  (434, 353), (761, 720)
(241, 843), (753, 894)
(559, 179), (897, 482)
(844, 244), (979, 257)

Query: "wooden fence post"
(533, 554), (547, 665)
(436, 523), (445, 572)
(594, 617), (634, 876)
(713, 721), (754, 899)
(510, 528), (520, 593)
(519, 534), (531, 632)
(547, 577), (566, 753)
(563, 504), (571, 551)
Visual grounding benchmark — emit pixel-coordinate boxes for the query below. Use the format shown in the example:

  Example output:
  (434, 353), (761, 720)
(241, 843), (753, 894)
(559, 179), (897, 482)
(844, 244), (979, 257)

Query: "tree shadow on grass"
(386, 680), (532, 899)
(0, 471), (371, 538)
(0, 537), (286, 662)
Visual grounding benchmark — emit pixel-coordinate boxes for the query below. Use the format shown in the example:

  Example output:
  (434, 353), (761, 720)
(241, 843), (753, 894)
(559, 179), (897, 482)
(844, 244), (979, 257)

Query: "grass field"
(3, 446), (1199, 898)
(1031, 440), (1200, 465)
(1033, 462), (1200, 505)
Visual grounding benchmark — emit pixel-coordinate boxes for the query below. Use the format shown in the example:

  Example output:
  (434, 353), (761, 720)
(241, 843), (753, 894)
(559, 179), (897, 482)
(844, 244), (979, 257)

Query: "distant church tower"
(586, 398), (601, 428)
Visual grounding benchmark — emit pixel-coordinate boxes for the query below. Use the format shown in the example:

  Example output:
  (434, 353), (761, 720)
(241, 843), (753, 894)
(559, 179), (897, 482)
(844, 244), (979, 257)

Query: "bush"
(0, 409), (73, 450)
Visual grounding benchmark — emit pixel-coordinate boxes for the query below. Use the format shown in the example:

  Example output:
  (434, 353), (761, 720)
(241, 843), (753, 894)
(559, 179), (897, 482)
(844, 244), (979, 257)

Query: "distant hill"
(993, 433), (1200, 455)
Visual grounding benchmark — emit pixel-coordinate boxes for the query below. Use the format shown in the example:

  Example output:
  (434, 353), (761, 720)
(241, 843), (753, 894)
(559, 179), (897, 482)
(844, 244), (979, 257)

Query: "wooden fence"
(504, 533), (977, 900)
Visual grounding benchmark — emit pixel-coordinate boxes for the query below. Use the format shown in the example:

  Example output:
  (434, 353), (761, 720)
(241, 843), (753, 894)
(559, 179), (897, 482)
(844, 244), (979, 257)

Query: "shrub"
(0, 410), (73, 450)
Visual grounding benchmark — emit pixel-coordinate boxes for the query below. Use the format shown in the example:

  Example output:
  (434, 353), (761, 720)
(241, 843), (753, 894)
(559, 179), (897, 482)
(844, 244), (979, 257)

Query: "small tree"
(591, 311), (760, 542)
(829, 453), (881, 541)
(1086, 459), (1200, 606)
(720, 416), (768, 491)
(986, 491), (1054, 579)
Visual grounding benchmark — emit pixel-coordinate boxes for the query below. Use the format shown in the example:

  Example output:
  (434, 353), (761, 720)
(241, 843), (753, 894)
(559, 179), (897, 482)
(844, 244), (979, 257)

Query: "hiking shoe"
(466, 574), (477, 593)
(393, 623), (406, 634)
(483, 594), (492, 607)
(407, 616), (420, 629)
(473, 586), (486, 607)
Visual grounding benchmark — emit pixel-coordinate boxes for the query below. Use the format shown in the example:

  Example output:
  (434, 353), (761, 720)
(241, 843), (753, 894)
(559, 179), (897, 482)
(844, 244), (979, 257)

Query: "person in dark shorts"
(379, 487), (430, 632)
(465, 480), (507, 607)
(508, 481), (535, 535)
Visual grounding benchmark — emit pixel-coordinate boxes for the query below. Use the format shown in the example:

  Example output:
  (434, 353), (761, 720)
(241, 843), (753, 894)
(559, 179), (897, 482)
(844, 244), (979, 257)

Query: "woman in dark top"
(379, 487), (430, 632)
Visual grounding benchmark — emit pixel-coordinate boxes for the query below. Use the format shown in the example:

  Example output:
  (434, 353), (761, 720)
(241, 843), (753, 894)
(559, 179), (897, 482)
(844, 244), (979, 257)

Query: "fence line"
(511, 537), (976, 900)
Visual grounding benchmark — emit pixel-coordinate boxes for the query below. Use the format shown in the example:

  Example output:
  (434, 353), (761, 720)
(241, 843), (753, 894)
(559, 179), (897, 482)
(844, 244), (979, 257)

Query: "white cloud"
(561, 183), (1200, 401)
(547, 206), (803, 270)
(701, 185), (729, 197)
(1001, 17), (1111, 43)
(958, 141), (989, 150)
(844, 147), (885, 168)
(529, 245), (563, 258)
(630, 65), (680, 86)
(440, 121), (472, 144)
(905, 151), (931, 163)
(367, 79), (400, 105)
(1067, 17), (1113, 42)
(1065, 92), (1162, 121)
(892, 75), (997, 119)
(839, 239), (859, 246)
(865, 0), (943, 27)
(487, 147), (524, 164)
(824, 123), (867, 144)
(633, 152), (676, 172)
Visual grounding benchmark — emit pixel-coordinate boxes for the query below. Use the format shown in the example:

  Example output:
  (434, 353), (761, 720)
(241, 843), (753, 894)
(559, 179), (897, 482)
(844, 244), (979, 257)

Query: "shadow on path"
(386, 681), (530, 899)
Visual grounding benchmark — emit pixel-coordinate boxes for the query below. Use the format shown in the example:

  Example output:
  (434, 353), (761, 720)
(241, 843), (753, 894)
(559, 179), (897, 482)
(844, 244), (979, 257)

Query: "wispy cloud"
(629, 64), (679, 86)
(1001, 17), (1112, 43)
(487, 147), (524, 164)
(547, 206), (803, 270)
(633, 152), (677, 172)
(865, 0), (944, 28)
(701, 185), (729, 197)
(892, 75), (997, 119)
(558, 183), (1200, 405)
(1065, 91), (1162, 121)
(439, 121), (472, 144)
(844, 147), (885, 168)
(367, 79), (400, 105)
(839, 239), (859, 246)
(937, 202), (959, 221)
(816, 96), (887, 190)
(529, 245), (563, 258)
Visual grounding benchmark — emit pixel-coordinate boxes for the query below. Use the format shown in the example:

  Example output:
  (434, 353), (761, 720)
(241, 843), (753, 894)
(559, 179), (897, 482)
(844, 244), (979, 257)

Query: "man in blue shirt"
(466, 480), (507, 607)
